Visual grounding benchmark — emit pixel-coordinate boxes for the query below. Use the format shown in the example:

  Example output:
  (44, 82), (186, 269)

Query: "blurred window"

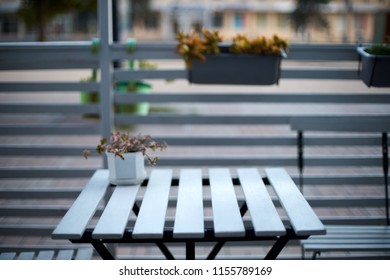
(144, 12), (160, 29)
(278, 14), (289, 28)
(213, 12), (223, 28)
(256, 13), (267, 28)
(1, 15), (18, 33)
(233, 13), (245, 29)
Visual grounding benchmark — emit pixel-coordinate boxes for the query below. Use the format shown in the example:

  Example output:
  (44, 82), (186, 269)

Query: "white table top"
(52, 167), (326, 241)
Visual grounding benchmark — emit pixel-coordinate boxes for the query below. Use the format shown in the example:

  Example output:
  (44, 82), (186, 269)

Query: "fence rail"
(0, 39), (389, 258)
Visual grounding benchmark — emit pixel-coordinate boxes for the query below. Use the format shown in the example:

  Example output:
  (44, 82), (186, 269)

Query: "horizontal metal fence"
(0, 39), (389, 258)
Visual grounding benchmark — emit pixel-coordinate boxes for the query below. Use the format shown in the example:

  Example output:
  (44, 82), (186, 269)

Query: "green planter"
(80, 69), (99, 118)
(116, 81), (152, 115)
(134, 82), (152, 115)
(80, 91), (99, 103)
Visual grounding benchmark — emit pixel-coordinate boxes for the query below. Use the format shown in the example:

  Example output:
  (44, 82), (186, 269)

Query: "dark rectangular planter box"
(188, 52), (284, 85)
(357, 46), (390, 87)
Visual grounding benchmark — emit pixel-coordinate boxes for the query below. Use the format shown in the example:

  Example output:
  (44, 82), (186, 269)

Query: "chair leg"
(312, 251), (320, 260)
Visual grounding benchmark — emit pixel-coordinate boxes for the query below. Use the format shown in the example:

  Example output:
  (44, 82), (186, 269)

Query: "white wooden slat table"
(52, 167), (325, 260)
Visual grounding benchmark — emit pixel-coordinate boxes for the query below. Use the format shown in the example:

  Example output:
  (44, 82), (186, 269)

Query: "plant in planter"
(84, 132), (167, 185)
(115, 59), (157, 116)
(80, 39), (100, 118)
(80, 69), (99, 118)
(176, 30), (208, 68)
(176, 28), (288, 85)
(357, 36), (390, 87)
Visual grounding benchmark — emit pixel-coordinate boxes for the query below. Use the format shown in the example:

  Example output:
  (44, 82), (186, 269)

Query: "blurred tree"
(291, 0), (329, 41)
(18, 0), (97, 41)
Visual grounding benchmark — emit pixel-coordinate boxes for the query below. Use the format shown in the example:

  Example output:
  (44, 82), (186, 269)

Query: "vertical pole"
(186, 241), (195, 260)
(98, 0), (116, 258)
(298, 131), (304, 193)
(112, 0), (119, 43)
(382, 132), (389, 225)
(98, 0), (114, 153)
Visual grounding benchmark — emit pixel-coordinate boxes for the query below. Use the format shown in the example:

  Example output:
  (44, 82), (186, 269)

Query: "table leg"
(264, 227), (303, 260)
(133, 202), (175, 259)
(186, 241), (195, 260)
(91, 240), (115, 260)
(264, 236), (289, 260)
(156, 242), (175, 260)
(207, 241), (225, 260)
(207, 202), (248, 260)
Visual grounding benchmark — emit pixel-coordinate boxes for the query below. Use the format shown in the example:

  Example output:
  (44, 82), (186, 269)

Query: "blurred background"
(0, 0), (389, 43)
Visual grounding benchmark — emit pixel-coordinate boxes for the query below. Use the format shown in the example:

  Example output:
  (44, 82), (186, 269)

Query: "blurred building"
(143, 0), (390, 43)
(1, 0), (389, 43)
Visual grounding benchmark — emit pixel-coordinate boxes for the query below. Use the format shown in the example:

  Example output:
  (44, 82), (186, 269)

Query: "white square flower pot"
(106, 151), (146, 185)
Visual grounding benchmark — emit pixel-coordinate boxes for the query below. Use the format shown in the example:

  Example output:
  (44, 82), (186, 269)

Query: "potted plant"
(84, 132), (167, 185)
(176, 28), (288, 85)
(116, 59), (156, 116)
(357, 36), (390, 87)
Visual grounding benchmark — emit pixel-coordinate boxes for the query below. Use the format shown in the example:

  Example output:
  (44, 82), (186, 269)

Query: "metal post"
(98, 0), (116, 257)
(382, 132), (389, 225)
(186, 241), (195, 260)
(298, 131), (304, 193)
(98, 0), (114, 149)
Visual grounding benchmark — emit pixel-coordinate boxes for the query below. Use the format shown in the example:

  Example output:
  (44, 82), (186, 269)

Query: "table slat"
(173, 169), (204, 238)
(0, 252), (16, 260)
(56, 250), (74, 260)
(209, 168), (245, 237)
(92, 184), (140, 238)
(52, 169), (109, 239)
(265, 168), (326, 235)
(17, 252), (35, 260)
(36, 250), (55, 260)
(238, 168), (286, 236)
(132, 169), (172, 238)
